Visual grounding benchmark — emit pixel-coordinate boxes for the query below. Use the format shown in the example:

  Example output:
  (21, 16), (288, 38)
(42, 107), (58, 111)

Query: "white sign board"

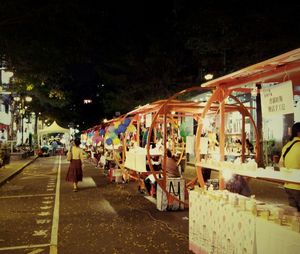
(200, 137), (208, 155)
(145, 113), (152, 128)
(184, 116), (194, 135)
(261, 81), (294, 117)
(186, 135), (195, 155)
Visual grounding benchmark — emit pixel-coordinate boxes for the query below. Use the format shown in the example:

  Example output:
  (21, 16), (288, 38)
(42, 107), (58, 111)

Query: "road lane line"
(0, 243), (49, 251)
(28, 248), (45, 254)
(50, 155), (61, 254)
(0, 193), (55, 199)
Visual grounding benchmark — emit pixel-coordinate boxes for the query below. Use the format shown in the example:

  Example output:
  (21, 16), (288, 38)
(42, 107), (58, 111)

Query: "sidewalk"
(0, 155), (38, 187)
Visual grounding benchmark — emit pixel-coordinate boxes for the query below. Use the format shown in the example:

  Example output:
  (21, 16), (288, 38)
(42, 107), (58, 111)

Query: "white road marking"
(32, 230), (48, 237)
(144, 196), (156, 204)
(80, 177), (97, 188)
(0, 194), (55, 199)
(36, 219), (51, 224)
(27, 248), (45, 254)
(43, 196), (54, 200)
(97, 199), (117, 214)
(42, 201), (53, 205)
(37, 211), (51, 216)
(40, 206), (52, 210)
(50, 156), (61, 254)
(0, 244), (49, 251)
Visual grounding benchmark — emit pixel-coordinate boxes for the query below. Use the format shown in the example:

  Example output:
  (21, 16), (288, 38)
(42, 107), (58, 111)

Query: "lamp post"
(13, 95), (32, 145)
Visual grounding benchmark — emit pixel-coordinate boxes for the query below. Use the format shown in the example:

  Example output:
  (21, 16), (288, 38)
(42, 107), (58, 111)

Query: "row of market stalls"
(83, 49), (300, 253)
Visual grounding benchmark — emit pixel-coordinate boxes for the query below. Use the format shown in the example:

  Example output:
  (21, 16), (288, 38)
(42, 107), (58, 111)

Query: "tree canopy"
(1, 0), (299, 129)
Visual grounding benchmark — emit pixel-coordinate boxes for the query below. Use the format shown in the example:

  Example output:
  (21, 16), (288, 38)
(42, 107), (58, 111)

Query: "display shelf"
(256, 168), (300, 184)
(196, 162), (300, 184)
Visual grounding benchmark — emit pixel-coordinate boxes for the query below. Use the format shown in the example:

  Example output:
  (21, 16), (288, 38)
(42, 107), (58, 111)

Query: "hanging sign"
(145, 113), (152, 128)
(261, 81), (294, 117)
(184, 116), (194, 136)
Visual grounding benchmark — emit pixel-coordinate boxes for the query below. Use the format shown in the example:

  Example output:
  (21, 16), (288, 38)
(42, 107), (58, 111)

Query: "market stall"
(38, 121), (70, 154)
(189, 48), (300, 253)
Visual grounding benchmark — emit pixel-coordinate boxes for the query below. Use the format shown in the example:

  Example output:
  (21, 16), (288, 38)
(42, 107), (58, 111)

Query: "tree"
(1, 1), (299, 130)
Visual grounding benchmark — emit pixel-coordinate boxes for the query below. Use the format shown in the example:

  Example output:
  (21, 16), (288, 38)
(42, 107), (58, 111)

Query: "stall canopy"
(38, 121), (70, 135)
(202, 48), (300, 93)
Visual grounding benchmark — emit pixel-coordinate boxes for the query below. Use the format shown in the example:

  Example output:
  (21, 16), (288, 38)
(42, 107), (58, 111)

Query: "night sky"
(1, 0), (300, 129)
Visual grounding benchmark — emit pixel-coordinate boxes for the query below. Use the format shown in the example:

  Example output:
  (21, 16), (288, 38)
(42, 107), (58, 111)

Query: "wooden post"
(256, 85), (264, 167)
(137, 115), (140, 147)
(241, 114), (246, 163)
(163, 106), (167, 189)
(219, 99), (225, 189)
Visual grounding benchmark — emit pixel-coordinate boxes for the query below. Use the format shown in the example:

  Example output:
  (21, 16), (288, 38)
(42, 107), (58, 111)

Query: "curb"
(0, 156), (39, 187)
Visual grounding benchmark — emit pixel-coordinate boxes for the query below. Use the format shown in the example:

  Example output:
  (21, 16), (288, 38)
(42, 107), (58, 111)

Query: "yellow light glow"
(204, 73), (214, 80)
(25, 96), (32, 102)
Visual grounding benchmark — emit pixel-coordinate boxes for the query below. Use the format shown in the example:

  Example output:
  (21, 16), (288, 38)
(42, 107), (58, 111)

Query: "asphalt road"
(0, 156), (192, 254)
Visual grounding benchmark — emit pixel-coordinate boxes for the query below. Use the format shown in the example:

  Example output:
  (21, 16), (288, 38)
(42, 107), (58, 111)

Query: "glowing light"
(25, 96), (32, 102)
(84, 99), (92, 104)
(223, 169), (234, 182)
(204, 73), (214, 80)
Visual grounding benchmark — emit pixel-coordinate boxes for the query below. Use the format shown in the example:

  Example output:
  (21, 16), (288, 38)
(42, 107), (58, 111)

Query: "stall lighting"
(103, 118), (108, 123)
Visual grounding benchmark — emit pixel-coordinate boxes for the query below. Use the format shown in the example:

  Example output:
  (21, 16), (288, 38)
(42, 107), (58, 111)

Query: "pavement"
(0, 155), (39, 187)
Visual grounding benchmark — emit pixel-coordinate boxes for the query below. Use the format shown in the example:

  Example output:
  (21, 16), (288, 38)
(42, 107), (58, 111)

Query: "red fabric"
(66, 159), (83, 182)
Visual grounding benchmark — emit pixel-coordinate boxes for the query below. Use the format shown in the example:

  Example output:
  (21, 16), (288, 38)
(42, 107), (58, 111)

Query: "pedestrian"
(51, 140), (58, 156)
(66, 138), (84, 192)
(279, 122), (300, 211)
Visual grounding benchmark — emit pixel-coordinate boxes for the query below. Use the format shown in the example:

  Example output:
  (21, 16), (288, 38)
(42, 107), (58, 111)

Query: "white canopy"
(38, 121), (70, 146)
(38, 121), (70, 135)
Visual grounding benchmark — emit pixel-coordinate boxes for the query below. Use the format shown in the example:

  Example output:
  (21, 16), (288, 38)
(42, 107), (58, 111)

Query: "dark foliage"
(1, 0), (299, 129)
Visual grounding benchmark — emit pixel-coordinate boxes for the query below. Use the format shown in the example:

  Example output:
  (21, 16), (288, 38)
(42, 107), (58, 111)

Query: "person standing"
(279, 122), (300, 211)
(51, 140), (58, 156)
(66, 138), (84, 192)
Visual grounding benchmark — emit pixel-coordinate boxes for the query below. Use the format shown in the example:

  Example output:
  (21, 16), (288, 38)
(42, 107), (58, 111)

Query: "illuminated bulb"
(204, 73), (214, 80)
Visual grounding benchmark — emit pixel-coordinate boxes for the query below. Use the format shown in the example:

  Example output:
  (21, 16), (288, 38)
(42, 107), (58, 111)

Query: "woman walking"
(66, 138), (84, 192)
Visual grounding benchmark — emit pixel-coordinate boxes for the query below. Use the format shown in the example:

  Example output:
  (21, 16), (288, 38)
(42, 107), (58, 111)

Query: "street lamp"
(13, 95), (32, 145)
